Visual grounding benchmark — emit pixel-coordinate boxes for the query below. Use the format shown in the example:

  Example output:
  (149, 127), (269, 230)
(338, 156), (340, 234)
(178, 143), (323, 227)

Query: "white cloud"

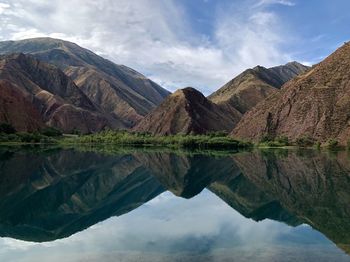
(213, 7), (292, 81)
(0, 0), (295, 95)
(255, 0), (296, 7)
(0, 2), (10, 14)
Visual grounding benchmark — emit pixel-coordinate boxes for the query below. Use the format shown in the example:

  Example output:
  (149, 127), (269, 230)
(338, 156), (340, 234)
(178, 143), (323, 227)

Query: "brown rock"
(0, 53), (116, 133)
(0, 38), (170, 127)
(209, 62), (309, 114)
(133, 87), (242, 135)
(232, 42), (350, 144)
(0, 80), (44, 132)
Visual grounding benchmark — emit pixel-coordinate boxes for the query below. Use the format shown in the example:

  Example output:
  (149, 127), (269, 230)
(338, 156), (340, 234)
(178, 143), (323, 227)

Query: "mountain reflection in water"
(0, 146), (349, 261)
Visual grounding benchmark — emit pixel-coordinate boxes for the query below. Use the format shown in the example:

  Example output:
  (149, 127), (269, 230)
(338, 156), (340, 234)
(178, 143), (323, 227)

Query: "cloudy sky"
(0, 0), (349, 94)
(0, 191), (341, 261)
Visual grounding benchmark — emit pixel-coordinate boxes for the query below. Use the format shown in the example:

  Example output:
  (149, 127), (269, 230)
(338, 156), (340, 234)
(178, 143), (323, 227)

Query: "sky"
(0, 0), (349, 94)
(0, 190), (344, 261)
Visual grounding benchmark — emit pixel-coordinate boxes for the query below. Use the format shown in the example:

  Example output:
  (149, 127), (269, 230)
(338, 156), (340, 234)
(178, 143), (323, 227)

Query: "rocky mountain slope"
(209, 62), (309, 114)
(0, 38), (170, 127)
(133, 87), (242, 135)
(232, 42), (350, 144)
(0, 53), (118, 133)
(0, 79), (44, 132)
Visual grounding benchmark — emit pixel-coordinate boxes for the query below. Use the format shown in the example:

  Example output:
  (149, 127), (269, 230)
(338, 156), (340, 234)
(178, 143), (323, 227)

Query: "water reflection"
(232, 150), (350, 254)
(0, 147), (164, 241)
(0, 146), (349, 260)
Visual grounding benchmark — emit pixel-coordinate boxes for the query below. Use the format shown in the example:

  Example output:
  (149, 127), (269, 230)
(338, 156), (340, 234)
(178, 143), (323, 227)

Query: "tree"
(0, 123), (16, 134)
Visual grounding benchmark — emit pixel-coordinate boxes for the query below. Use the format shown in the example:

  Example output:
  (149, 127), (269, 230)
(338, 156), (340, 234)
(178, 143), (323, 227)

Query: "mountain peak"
(0, 38), (170, 128)
(133, 87), (241, 135)
(209, 61), (309, 114)
(232, 41), (350, 144)
(286, 61), (305, 66)
(177, 86), (199, 93)
(173, 87), (206, 101)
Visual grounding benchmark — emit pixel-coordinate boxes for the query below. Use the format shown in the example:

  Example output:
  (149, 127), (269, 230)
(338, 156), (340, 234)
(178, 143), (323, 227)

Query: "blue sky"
(182, 0), (350, 61)
(0, 0), (349, 94)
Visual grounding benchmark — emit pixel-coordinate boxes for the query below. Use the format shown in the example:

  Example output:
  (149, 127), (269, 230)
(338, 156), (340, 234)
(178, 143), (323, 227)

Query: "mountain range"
(1, 37), (350, 144)
(134, 62), (309, 135)
(232, 41), (350, 144)
(0, 38), (170, 131)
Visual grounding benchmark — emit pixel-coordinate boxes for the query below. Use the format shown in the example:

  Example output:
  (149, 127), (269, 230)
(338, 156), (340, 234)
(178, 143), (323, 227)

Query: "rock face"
(133, 87), (242, 135)
(232, 42), (350, 144)
(0, 53), (116, 133)
(0, 80), (44, 132)
(209, 62), (309, 114)
(0, 37), (170, 127)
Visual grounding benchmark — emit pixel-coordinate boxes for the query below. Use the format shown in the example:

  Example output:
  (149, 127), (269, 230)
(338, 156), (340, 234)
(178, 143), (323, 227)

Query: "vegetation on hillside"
(0, 124), (62, 144)
(0, 122), (348, 151)
(61, 130), (253, 150)
(259, 135), (344, 150)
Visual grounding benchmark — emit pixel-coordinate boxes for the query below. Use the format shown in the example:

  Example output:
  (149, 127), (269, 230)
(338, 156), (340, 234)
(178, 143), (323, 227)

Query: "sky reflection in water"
(0, 147), (349, 262)
(0, 150), (350, 262)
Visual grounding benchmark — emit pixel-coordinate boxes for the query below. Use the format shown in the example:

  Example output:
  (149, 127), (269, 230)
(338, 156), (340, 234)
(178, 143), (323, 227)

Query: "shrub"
(260, 135), (273, 143)
(296, 136), (315, 147)
(0, 123), (16, 134)
(134, 131), (152, 137)
(275, 136), (289, 146)
(347, 140), (350, 150)
(258, 135), (288, 147)
(207, 131), (228, 138)
(314, 141), (321, 149)
(40, 127), (62, 137)
(17, 132), (42, 143)
(327, 139), (339, 149)
(61, 131), (253, 150)
(71, 128), (81, 135)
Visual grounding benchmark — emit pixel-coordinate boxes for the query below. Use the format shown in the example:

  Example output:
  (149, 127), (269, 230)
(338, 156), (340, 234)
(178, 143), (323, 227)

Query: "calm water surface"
(0, 146), (349, 262)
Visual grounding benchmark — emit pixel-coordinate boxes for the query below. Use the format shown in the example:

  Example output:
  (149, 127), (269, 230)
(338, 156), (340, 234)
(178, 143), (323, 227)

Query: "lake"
(0, 146), (349, 262)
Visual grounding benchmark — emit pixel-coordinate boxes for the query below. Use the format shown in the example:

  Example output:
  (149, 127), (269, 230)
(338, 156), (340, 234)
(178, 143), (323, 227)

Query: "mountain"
(133, 87), (242, 135)
(0, 53), (120, 133)
(0, 37), (170, 127)
(232, 42), (350, 144)
(209, 62), (309, 114)
(134, 62), (308, 136)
